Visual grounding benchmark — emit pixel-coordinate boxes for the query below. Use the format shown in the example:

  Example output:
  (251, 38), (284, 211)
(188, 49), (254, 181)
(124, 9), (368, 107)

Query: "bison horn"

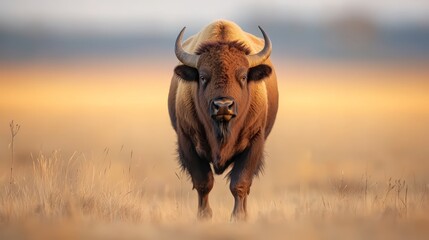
(246, 26), (272, 68)
(175, 27), (199, 68)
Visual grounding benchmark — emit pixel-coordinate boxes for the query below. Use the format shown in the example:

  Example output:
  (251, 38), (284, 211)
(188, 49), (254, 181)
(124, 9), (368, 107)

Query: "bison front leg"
(229, 134), (264, 221)
(178, 133), (214, 220)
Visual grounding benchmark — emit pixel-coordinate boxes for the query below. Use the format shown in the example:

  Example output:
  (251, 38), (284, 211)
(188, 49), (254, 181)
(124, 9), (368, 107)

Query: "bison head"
(174, 26), (272, 141)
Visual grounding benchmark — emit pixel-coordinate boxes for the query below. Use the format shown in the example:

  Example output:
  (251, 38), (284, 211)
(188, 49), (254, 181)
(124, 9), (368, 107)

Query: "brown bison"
(168, 20), (278, 221)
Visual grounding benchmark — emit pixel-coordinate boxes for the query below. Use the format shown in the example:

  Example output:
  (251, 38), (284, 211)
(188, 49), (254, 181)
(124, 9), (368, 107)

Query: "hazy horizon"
(1, 0), (428, 32)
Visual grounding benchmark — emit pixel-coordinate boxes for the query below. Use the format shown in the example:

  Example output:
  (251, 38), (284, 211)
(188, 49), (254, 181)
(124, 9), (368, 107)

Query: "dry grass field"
(1, 59), (429, 239)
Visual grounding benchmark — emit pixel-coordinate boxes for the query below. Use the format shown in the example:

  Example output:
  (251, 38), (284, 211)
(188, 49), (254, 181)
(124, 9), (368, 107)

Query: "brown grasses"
(1, 144), (429, 239)
(8, 121), (20, 185)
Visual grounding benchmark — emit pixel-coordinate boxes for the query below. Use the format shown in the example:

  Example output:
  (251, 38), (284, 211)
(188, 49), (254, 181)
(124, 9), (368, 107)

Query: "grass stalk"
(9, 120), (20, 185)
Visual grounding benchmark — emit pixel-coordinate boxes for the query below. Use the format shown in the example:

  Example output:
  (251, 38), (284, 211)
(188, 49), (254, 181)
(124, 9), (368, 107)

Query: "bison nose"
(211, 97), (237, 121)
(213, 98), (234, 111)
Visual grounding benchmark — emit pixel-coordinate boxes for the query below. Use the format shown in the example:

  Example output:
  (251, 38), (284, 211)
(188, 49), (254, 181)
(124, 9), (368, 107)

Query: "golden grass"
(1, 150), (428, 239)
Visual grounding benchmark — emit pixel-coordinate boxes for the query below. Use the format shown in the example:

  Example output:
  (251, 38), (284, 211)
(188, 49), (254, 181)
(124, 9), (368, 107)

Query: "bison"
(168, 20), (278, 221)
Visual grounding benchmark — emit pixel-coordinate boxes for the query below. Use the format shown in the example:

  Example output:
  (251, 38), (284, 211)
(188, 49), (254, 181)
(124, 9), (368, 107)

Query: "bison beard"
(214, 121), (230, 143)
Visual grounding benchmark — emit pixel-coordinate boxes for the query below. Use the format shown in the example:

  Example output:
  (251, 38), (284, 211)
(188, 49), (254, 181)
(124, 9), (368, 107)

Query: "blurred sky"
(1, 0), (428, 61)
(1, 0), (428, 32)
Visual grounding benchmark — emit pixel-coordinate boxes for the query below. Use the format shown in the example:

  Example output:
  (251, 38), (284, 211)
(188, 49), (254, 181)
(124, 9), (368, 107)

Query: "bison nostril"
(212, 97), (236, 117)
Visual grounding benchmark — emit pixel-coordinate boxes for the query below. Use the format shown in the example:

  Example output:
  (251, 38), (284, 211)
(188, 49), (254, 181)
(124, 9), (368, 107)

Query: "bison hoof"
(231, 211), (247, 222)
(198, 207), (213, 220)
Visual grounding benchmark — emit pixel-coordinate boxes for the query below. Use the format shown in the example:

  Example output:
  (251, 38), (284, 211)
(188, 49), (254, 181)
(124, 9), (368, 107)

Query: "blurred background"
(1, 0), (429, 190)
(1, 0), (429, 61)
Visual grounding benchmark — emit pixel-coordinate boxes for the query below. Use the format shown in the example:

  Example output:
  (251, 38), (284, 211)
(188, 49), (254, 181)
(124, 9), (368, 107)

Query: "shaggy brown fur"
(196, 41), (251, 55)
(168, 20), (278, 221)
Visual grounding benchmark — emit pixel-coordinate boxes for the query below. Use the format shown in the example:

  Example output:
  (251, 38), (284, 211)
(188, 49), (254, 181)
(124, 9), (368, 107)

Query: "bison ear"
(248, 64), (272, 81)
(174, 65), (199, 82)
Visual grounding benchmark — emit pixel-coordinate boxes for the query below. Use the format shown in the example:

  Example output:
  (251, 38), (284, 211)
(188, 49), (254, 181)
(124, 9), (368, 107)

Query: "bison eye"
(200, 75), (207, 84)
(240, 75), (247, 82)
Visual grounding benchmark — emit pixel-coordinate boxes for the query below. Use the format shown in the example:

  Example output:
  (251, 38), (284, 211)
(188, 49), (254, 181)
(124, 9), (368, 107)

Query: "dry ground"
(1, 59), (429, 239)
